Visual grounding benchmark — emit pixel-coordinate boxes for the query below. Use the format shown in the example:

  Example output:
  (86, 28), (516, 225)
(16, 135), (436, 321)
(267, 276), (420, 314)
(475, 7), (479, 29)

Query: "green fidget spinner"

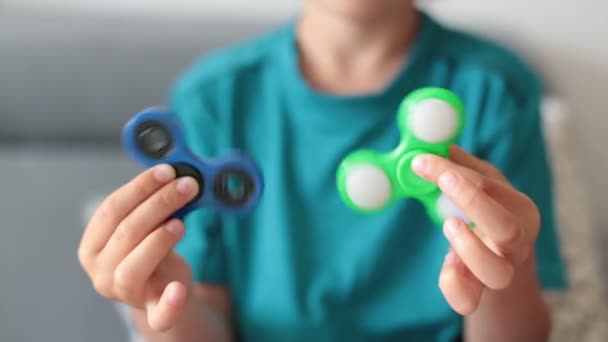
(336, 87), (471, 226)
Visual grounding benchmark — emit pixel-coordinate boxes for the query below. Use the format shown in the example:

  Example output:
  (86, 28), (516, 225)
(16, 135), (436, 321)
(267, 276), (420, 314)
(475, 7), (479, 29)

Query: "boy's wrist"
(464, 253), (551, 342)
(475, 253), (541, 310)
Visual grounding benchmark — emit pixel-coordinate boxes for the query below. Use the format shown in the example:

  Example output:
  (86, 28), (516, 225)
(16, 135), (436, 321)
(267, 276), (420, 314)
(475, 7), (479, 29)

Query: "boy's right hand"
(78, 164), (200, 332)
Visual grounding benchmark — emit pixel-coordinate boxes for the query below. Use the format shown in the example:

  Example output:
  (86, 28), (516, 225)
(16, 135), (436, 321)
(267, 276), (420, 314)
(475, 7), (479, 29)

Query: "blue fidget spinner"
(122, 107), (264, 219)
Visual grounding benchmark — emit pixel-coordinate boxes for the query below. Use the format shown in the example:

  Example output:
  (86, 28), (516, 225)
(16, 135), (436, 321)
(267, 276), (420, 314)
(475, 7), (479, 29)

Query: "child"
(78, 1), (567, 341)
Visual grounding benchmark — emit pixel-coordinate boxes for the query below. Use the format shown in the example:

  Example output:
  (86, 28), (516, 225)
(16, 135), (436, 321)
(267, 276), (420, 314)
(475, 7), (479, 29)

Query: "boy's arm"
(414, 147), (554, 341)
(130, 284), (233, 342)
(464, 256), (551, 342)
(453, 63), (565, 341)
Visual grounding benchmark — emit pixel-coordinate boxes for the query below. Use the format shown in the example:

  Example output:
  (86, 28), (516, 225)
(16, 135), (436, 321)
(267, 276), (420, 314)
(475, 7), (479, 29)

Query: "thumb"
(439, 249), (484, 316)
(145, 281), (189, 332)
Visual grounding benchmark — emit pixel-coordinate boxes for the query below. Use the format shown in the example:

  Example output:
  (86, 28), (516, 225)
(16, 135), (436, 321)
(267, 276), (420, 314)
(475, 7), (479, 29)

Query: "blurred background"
(0, 0), (606, 341)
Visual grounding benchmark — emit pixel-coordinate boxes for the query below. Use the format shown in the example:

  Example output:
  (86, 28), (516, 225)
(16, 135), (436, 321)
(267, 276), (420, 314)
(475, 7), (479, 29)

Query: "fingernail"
(165, 220), (184, 236)
(444, 217), (462, 240)
(411, 156), (429, 175)
(439, 172), (459, 193)
(176, 177), (196, 194)
(154, 164), (175, 183)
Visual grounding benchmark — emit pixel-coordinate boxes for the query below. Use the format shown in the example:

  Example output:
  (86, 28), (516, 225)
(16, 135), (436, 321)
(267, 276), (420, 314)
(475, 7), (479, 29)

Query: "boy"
(78, 1), (567, 341)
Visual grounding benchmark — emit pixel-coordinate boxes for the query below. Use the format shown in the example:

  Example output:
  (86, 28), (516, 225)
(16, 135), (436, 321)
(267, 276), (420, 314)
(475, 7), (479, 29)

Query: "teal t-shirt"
(169, 11), (567, 342)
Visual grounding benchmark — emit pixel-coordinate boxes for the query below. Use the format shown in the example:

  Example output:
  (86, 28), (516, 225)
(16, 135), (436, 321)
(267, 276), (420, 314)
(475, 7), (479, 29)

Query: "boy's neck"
(296, 2), (419, 95)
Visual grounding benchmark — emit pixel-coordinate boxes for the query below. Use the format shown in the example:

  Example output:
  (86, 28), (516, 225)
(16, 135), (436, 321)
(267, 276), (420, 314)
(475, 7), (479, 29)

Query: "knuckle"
(113, 266), (136, 292)
(456, 232), (476, 253)
(462, 175), (486, 208)
(531, 209), (541, 233)
(148, 316), (168, 333)
(92, 274), (113, 297)
(489, 264), (515, 290)
(113, 222), (134, 244)
(516, 248), (533, 266)
(96, 200), (118, 223)
(458, 300), (478, 316)
(472, 174), (488, 193)
(130, 180), (151, 200)
(525, 196), (542, 230)
(113, 271), (141, 305)
(150, 227), (172, 247)
(481, 160), (499, 175)
(77, 246), (92, 270)
(155, 188), (178, 210)
(499, 219), (523, 247)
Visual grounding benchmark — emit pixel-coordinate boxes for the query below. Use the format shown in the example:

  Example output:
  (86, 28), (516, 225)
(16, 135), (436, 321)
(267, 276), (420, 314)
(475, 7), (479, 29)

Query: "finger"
(448, 145), (507, 182)
(113, 219), (185, 307)
(146, 281), (188, 332)
(100, 177), (198, 265)
(439, 249), (484, 315)
(439, 171), (525, 250)
(80, 164), (176, 257)
(443, 217), (514, 290)
(413, 155), (525, 249)
(414, 153), (520, 206)
(447, 145), (535, 229)
(413, 152), (488, 186)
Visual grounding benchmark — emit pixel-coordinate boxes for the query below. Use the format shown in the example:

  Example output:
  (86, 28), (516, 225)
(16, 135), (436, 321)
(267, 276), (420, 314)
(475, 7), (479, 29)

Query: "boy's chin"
(314, 0), (409, 21)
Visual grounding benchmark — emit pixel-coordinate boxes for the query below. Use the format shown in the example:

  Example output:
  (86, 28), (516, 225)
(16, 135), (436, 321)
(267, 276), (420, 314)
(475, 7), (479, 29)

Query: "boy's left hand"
(412, 145), (541, 315)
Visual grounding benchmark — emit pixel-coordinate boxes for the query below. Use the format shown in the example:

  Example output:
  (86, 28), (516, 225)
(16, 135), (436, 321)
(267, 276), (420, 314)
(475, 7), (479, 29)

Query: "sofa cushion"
(541, 97), (608, 341)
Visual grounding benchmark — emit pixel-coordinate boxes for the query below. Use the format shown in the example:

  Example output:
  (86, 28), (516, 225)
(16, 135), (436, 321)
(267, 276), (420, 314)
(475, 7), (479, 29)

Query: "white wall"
(2, 0), (298, 18)
(4, 0), (606, 228)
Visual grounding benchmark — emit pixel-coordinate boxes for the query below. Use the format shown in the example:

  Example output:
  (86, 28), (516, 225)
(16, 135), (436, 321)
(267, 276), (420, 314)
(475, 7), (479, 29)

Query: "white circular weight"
(436, 193), (472, 224)
(408, 99), (460, 143)
(345, 164), (392, 211)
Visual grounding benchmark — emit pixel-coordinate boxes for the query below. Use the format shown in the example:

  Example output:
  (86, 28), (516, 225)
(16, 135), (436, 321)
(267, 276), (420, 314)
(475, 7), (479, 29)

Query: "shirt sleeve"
(167, 78), (227, 285)
(473, 71), (568, 290)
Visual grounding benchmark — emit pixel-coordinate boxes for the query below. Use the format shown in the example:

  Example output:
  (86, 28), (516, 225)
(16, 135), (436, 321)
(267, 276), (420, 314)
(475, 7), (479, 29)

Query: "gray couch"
(0, 13), (279, 342)
(1, 12), (606, 342)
